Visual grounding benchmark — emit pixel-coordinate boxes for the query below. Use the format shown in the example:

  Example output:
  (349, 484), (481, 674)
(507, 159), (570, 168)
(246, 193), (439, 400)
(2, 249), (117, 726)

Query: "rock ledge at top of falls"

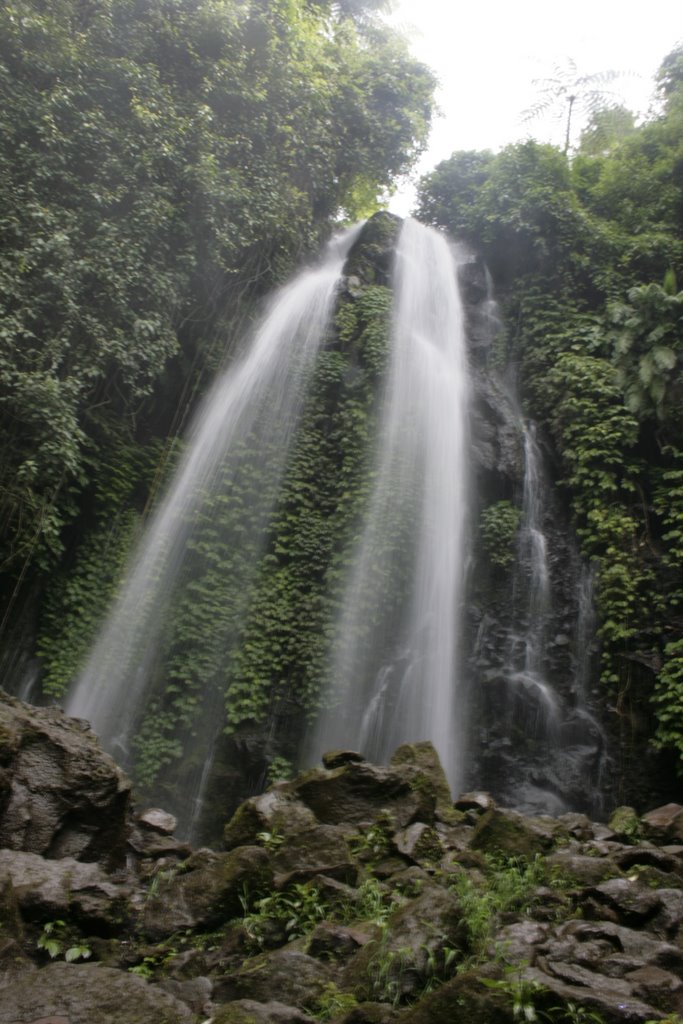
(2, 692), (683, 1024)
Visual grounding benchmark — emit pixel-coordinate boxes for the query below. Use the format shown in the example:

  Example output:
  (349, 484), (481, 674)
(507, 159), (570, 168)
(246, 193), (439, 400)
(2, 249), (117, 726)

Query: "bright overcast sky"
(384, 0), (682, 214)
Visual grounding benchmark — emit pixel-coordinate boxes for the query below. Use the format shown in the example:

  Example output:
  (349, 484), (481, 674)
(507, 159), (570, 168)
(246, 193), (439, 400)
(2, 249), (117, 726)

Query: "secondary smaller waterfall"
(506, 423), (561, 740)
(471, 411), (608, 816)
(310, 218), (470, 791)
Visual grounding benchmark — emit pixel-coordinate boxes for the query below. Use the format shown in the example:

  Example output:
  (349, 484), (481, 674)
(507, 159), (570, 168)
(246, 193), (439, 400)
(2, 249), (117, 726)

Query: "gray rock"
(642, 803), (683, 843)
(0, 961), (193, 1024)
(307, 922), (369, 960)
(523, 964), (664, 1023)
(214, 948), (334, 1008)
(142, 845), (272, 940)
(322, 750), (367, 769)
(288, 760), (436, 829)
(342, 884), (465, 1001)
(137, 808), (178, 835)
(213, 1000), (315, 1023)
(0, 691), (131, 866)
(224, 788), (317, 851)
(584, 878), (662, 928)
(0, 849), (131, 930)
(393, 823), (444, 863)
(625, 964), (683, 1015)
(546, 850), (622, 886)
(272, 824), (357, 888)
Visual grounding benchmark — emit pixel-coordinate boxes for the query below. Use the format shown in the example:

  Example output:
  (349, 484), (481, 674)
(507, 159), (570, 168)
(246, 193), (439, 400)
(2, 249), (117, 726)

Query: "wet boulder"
(224, 787), (318, 851)
(0, 691), (131, 867)
(0, 849), (131, 932)
(271, 825), (357, 888)
(0, 961), (194, 1024)
(470, 806), (554, 858)
(142, 846), (272, 940)
(213, 948), (335, 1009)
(287, 761), (436, 829)
(212, 1001), (315, 1023)
(342, 884), (465, 1002)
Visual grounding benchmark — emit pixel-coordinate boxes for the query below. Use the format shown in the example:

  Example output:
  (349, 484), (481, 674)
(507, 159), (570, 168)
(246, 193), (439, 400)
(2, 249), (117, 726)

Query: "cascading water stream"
(309, 218), (470, 791)
(66, 226), (361, 820)
(506, 422), (561, 736)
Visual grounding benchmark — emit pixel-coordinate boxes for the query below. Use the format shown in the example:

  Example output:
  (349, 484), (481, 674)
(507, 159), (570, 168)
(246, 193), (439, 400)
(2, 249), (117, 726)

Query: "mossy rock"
(389, 742), (458, 824)
(400, 969), (514, 1024)
(608, 806), (642, 843)
(212, 999), (314, 1023)
(343, 212), (402, 288)
(470, 808), (553, 858)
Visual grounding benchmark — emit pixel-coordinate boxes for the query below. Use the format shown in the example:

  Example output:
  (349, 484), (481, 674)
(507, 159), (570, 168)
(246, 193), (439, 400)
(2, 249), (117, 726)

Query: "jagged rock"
(157, 976), (213, 1015)
(271, 825), (357, 888)
(336, 1004), (400, 1024)
(213, 948), (334, 1008)
(287, 761), (435, 829)
(642, 804), (683, 844)
(142, 846), (272, 940)
(608, 806), (642, 842)
(650, 888), (683, 938)
(0, 849), (131, 931)
(137, 808), (178, 835)
(212, 1001), (315, 1023)
(0, 961), (194, 1024)
(127, 826), (192, 860)
(625, 964), (683, 1015)
(613, 845), (682, 875)
(454, 791), (495, 813)
(307, 922), (369, 960)
(557, 812), (595, 840)
(399, 969), (514, 1024)
(342, 884), (465, 1001)
(523, 964), (666, 1023)
(470, 806), (554, 857)
(224, 787), (317, 851)
(0, 691), (131, 866)
(322, 751), (366, 769)
(389, 742), (455, 822)
(495, 919), (548, 963)
(308, 874), (359, 908)
(584, 878), (662, 928)
(545, 849), (623, 886)
(392, 822), (444, 863)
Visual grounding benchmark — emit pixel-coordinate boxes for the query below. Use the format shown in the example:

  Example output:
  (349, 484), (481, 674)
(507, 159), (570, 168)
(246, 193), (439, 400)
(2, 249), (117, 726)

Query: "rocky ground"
(1, 689), (682, 1024)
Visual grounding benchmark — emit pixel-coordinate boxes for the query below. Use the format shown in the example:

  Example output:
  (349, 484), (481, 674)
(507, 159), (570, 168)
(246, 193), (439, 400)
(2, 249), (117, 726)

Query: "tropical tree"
(522, 57), (628, 154)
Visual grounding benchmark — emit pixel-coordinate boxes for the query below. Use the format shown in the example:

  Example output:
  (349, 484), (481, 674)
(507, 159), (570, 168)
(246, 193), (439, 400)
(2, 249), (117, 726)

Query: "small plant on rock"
(482, 967), (546, 1022)
(313, 982), (359, 1021)
(37, 920), (92, 963)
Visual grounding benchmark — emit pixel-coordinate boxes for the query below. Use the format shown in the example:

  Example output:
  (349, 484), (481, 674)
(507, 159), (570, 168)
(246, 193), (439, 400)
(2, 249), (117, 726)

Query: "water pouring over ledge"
(65, 216), (472, 835)
(308, 218), (471, 793)
(66, 224), (363, 776)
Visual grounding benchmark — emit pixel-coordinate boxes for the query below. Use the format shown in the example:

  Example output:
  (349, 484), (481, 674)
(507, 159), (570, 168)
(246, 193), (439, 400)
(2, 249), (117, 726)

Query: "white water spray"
(66, 227), (361, 764)
(311, 219), (470, 790)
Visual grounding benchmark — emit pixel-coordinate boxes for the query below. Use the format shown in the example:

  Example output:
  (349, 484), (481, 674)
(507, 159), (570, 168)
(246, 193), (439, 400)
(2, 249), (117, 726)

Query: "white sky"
(384, 0), (682, 214)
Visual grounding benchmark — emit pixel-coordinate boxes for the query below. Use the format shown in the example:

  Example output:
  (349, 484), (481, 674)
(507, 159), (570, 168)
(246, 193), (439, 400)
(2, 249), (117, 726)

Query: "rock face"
(0, 691), (131, 865)
(2, 700), (683, 1024)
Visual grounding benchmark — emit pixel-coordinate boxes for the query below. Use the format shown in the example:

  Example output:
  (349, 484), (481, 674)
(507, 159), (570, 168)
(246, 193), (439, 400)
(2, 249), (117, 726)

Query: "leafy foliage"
(0, 0), (435, 682)
(417, 44), (683, 770)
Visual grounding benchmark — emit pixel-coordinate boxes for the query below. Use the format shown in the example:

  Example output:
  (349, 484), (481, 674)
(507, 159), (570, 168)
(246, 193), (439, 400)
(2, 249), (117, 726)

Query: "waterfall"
(66, 225), (362, 817)
(506, 422), (561, 740)
(473, 414), (607, 816)
(309, 218), (470, 791)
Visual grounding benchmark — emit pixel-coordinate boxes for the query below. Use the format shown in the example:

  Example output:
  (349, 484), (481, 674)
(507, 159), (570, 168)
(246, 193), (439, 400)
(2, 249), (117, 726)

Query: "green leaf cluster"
(417, 44), (683, 769)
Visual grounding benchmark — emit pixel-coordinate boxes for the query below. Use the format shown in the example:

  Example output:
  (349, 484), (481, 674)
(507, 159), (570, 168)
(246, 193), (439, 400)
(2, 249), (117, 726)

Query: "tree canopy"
(0, 0), (435, 608)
